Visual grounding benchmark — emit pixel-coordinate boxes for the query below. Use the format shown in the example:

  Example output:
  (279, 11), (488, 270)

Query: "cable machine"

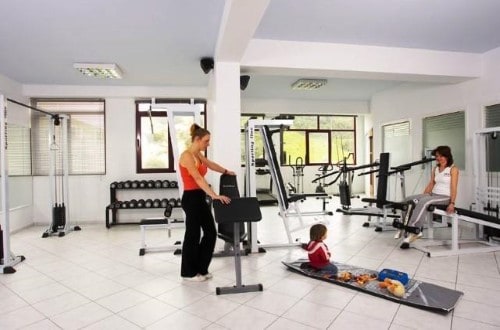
(245, 118), (332, 253)
(42, 114), (81, 237)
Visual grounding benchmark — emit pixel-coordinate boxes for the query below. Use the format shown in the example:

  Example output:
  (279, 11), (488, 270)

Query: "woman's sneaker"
(183, 274), (206, 282)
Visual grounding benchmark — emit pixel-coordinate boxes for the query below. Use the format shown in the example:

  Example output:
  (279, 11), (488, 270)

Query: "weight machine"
(245, 118), (332, 253)
(413, 127), (500, 256)
(366, 156), (436, 233)
(42, 114), (81, 237)
(313, 164), (334, 193)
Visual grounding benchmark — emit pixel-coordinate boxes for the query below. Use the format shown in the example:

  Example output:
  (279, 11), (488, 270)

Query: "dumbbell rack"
(105, 180), (181, 228)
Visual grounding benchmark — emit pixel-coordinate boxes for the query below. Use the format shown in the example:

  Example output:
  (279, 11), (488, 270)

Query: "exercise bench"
(139, 205), (184, 256)
(415, 205), (500, 257)
(213, 197), (263, 295)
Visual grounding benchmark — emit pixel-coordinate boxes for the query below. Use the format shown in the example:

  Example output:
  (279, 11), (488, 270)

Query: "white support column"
(207, 61), (242, 190)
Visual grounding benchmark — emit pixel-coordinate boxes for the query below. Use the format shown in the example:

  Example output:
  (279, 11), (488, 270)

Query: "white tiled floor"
(1, 199), (500, 329)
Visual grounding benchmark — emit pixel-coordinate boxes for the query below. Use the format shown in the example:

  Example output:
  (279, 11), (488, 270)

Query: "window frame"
(281, 114), (357, 166)
(135, 99), (207, 174)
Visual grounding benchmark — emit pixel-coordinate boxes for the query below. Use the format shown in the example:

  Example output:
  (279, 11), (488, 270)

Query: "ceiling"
(1, 0), (500, 101)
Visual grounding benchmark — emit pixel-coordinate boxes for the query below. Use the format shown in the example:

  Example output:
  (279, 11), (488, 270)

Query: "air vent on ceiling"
(291, 78), (327, 90)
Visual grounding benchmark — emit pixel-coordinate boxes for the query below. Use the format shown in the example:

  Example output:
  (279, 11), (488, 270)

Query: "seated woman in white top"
(399, 146), (459, 249)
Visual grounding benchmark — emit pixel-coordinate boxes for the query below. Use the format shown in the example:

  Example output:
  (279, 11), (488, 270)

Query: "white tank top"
(432, 165), (453, 196)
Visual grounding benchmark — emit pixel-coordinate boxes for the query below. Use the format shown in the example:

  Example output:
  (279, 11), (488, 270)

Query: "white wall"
(369, 46), (500, 206)
(0, 73), (33, 232)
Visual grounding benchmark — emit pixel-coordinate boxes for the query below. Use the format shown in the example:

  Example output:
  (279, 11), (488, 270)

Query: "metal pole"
(0, 95), (11, 264)
(62, 115), (70, 231)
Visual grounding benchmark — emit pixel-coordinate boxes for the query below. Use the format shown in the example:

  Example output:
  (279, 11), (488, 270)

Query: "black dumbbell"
(176, 198), (182, 207)
(169, 180), (178, 188)
(162, 180), (170, 188)
(153, 199), (161, 208)
(129, 199), (137, 208)
(161, 198), (168, 208)
(139, 181), (147, 188)
(147, 180), (155, 188)
(110, 181), (117, 189)
(131, 180), (139, 189)
(120, 201), (129, 208)
(137, 199), (145, 208)
(168, 198), (177, 207)
(123, 181), (131, 189)
(155, 180), (162, 188)
(145, 199), (153, 208)
(164, 204), (173, 218)
(117, 182), (124, 189)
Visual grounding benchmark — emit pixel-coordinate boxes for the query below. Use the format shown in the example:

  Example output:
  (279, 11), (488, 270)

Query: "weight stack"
(339, 182), (351, 207)
(0, 225), (3, 260)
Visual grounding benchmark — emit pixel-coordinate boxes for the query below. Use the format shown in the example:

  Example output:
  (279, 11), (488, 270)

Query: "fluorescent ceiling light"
(73, 63), (123, 79)
(291, 78), (327, 90)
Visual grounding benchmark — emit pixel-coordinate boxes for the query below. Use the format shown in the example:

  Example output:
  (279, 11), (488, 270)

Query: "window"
(282, 115), (356, 166)
(382, 121), (411, 167)
(423, 111), (465, 169)
(32, 99), (105, 175)
(484, 104), (500, 171)
(136, 100), (206, 173)
(7, 124), (31, 176)
(240, 114), (265, 165)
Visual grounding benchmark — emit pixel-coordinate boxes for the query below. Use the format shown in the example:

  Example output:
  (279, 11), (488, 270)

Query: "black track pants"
(180, 189), (216, 277)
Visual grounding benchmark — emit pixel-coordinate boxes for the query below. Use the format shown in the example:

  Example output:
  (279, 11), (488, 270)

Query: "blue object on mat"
(378, 268), (409, 285)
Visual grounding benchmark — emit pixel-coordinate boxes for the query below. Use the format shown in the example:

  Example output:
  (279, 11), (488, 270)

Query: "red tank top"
(179, 162), (207, 190)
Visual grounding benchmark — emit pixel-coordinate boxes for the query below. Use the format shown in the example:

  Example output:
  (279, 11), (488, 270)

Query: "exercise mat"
(282, 259), (463, 313)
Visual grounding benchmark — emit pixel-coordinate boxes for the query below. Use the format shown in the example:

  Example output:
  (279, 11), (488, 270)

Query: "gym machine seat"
(213, 197), (263, 295)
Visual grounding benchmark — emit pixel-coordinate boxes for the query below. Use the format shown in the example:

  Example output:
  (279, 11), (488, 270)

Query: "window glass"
(32, 100), (105, 175)
(308, 132), (329, 164)
(7, 124), (31, 176)
(423, 112), (465, 169)
(290, 116), (317, 129)
(331, 131), (355, 164)
(484, 104), (500, 171)
(283, 131), (306, 165)
(320, 116), (355, 130)
(140, 116), (169, 170)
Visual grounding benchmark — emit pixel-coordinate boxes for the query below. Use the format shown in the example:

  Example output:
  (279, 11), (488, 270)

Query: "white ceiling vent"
(291, 78), (327, 90)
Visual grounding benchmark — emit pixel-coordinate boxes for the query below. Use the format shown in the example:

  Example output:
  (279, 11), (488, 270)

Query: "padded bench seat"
(139, 217), (184, 256)
(415, 205), (500, 257)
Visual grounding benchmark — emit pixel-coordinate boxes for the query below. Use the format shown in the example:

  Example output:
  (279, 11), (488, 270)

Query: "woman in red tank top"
(178, 124), (235, 281)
